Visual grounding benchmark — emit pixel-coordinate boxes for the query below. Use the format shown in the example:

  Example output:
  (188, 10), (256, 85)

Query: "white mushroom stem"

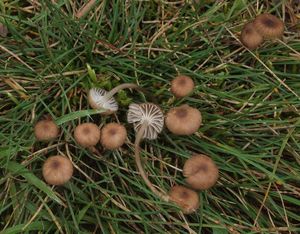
(134, 121), (169, 202)
(104, 83), (142, 100)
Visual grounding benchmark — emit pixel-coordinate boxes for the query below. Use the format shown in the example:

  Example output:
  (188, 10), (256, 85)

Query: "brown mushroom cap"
(165, 104), (202, 135)
(42, 155), (73, 185)
(240, 22), (264, 49)
(171, 75), (195, 98)
(74, 123), (100, 147)
(183, 154), (219, 190)
(169, 185), (200, 214)
(100, 123), (127, 149)
(34, 119), (59, 141)
(253, 13), (284, 39)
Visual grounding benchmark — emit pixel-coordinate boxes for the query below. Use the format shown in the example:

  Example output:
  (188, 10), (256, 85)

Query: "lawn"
(1, 0), (300, 233)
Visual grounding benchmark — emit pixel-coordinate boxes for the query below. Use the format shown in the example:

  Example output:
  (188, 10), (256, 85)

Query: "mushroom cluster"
(241, 13), (284, 49)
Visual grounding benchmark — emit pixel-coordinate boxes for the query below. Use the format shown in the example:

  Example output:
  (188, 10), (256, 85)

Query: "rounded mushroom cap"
(183, 154), (219, 190)
(88, 88), (118, 115)
(127, 103), (164, 140)
(169, 185), (200, 214)
(74, 123), (100, 147)
(165, 104), (202, 135)
(241, 22), (264, 49)
(100, 123), (127, 149)
(34, 119), (59, 141)
(171, 75), (195, 98)
(253, 13), (284, 39)
(42, 155), (73, 185)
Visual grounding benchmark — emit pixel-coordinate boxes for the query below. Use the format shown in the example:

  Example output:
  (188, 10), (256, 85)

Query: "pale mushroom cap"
(241, 22), (264, 49)
(165, 104), (202, 135)
(100, 123), (127, 149)
(171, 75), (195, 98)
(183, 154), (219, 190)
(74, 123), (101, 147)
(169, 185), (200, 214)
(42, 155), (73, 185)
(88, 88), (118, 114)
(127, 103), (164, 140)
(253, 13), (284, 39)
(34, 119), (59, 141)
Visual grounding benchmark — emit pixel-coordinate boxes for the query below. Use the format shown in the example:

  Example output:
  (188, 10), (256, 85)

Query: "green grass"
(1, 0), (300, 233)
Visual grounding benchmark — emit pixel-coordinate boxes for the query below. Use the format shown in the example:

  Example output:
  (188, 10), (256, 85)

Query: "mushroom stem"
(134, 122), (169, 202)
(104, 83), (142, 100)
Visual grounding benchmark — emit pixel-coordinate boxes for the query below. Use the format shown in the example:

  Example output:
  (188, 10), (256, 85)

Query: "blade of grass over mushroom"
(4, 161), (63, 205)
(55, 109), (105, 125)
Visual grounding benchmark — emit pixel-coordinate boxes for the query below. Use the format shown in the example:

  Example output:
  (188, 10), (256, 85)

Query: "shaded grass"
(1, 0), (300, 233)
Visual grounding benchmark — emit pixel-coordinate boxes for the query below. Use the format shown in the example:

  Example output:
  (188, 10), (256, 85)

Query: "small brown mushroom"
(169, 185), (200, 214)
(34, 119), (59, 141)
(165, 104), (202, 135)
(240, 22), (263, 49)
(74, 123), (100, 147)
(100, 123), (127, 150)
(171, 75), (195, 98)
(183, 154), (219, 190)
(42, 155), (73, 185)
(253, 13), (284, 39)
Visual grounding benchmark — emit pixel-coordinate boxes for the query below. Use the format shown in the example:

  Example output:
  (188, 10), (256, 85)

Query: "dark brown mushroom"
(253, 13), (284, 39)
(42, 155), (73, 185)
(240, 22), (264, 49)
(183, 154), (219, 190)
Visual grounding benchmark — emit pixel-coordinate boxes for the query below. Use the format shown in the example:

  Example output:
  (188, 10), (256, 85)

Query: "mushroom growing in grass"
(88, 83), (141, 115)
(183, 154), (219, 190)
(168, 185), (200, 214)
(241, 22), (263, 49)
(34, 119), (59, 141)
(74, 123), (100, 148)
(127, 103), (168, 200)
(100, 123), (127, 150)
(165, 104), (202, 135)
(171, 75), (195, 98)
(253, 13), (284, 39)
(42, 155), (73, 185)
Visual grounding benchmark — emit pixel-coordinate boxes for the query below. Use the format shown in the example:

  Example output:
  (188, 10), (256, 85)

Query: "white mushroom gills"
(127, 103), (168, 201)
(88, 83), (141, 113)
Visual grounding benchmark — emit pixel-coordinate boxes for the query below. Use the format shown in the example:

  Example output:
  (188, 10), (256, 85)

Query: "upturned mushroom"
(165, 104), (202, 135)
(240, 22), (263, 49)
(42, 155), (73, 185)
(127, 103), (168, 200)
(100, 123), (127, 150)
(88, 83), (142, 115)
(34, 119), (59, 141)
(171, 75), (195, 98)
(253, 13), (284, 39)
(74, 123), (100, 147)
(168, 185), (200, 214)
(183, 154), (219, 190)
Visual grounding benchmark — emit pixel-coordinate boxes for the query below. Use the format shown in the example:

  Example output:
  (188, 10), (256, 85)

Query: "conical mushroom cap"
(100, 123), (127, 149)
(165, 104), (201, 135)
(240, 22), (263, 49)
(74, 123), (101, 147)
(171, 75), (195, 98)
(34, 119), (59, 141)
(42, 155), (73, 185)
(253, 13), (284, 39)
(127, 103), (164, 140)
(169, 185), (200, 214)
(183, 154), (219, 190)
(88, 88), (118, 114)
